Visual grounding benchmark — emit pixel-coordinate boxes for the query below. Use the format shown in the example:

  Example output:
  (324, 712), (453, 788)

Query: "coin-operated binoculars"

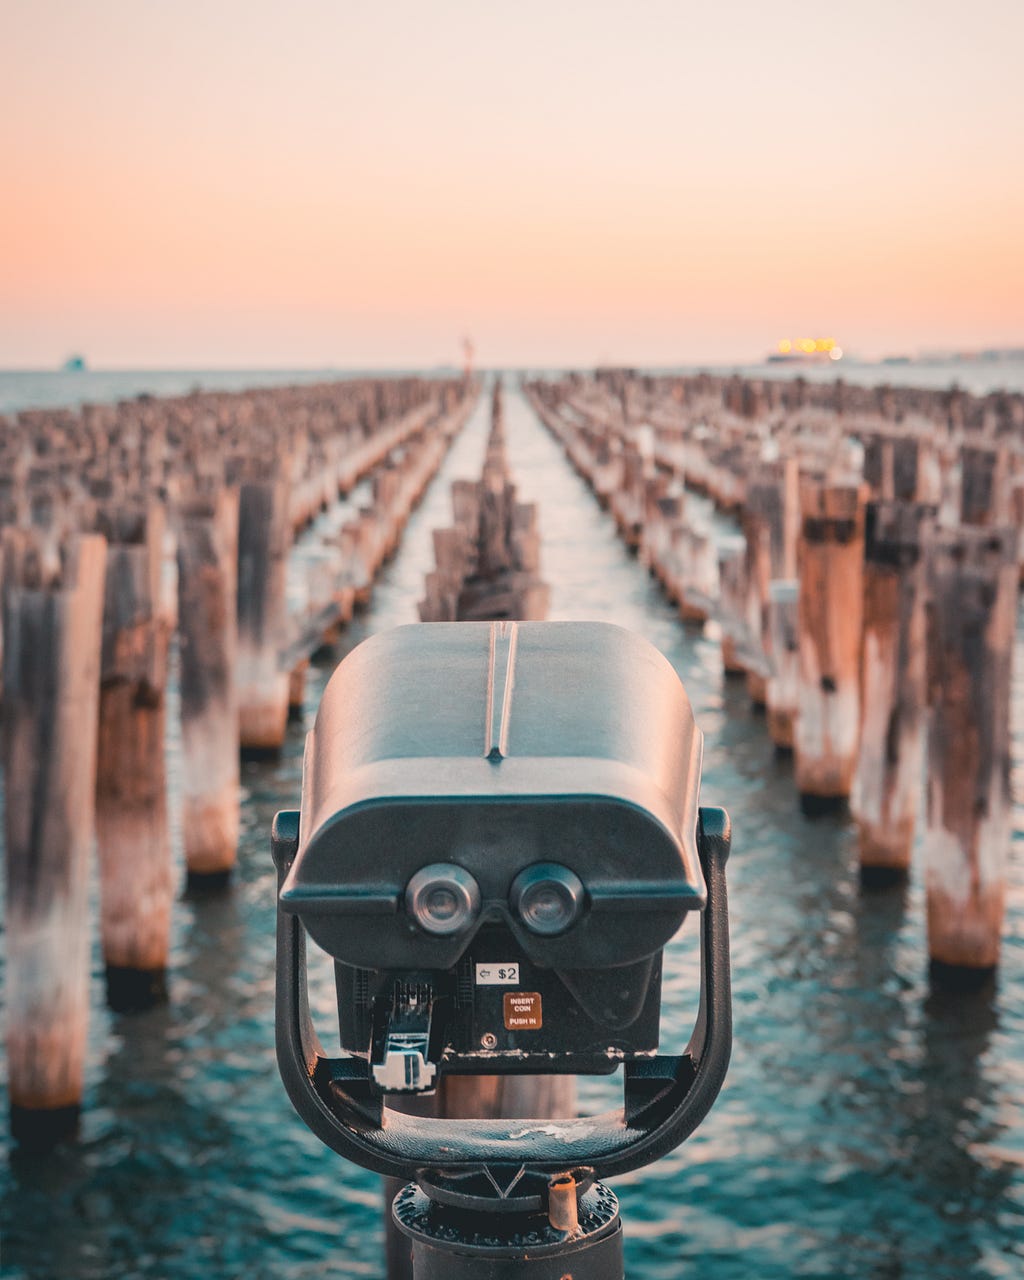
(273, 621), (731, 1279)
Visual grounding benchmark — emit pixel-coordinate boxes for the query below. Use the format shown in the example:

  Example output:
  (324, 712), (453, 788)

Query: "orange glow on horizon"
(1, 1), (1022, 367)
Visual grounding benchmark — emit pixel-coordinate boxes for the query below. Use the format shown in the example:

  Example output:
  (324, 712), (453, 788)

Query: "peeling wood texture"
(93, 502), (173, 1007)
(741, 458), (800, 708)
(960, 445), (1010, 526)
(863, 434), (927, 503)
(177, 486), (240, 878)
(717, 538), (750, 677)
(233, 466), (293, 757)
(924, 525), (1017, 972)
(851, 501), (933, 880)
(2, 531), (107, 1138)
(794, 481), (867, 804)
(766, 579), (800, 750)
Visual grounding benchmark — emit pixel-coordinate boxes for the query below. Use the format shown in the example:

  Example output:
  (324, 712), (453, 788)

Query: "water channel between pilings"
(2, 386), (1023, 1280)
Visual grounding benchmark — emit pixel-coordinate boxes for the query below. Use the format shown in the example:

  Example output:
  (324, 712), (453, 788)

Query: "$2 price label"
(475, 963), (520, 985)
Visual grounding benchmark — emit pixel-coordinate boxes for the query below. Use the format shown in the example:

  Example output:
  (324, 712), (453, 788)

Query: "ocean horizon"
(2, 355), (1024, 416)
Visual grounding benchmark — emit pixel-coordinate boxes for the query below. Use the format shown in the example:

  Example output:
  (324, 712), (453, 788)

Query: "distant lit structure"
(769, 338), (843, 364)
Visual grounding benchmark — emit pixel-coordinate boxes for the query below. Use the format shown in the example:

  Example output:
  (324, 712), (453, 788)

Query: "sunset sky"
(2, 1), (1022, 369)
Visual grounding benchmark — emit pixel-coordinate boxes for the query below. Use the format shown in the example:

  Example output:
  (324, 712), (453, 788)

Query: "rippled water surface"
(2, 386), (1023, 1279)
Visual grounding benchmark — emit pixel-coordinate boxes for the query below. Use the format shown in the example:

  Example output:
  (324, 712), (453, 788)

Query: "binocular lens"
(511, 864), (585, 935)
(406, 864), (481, 935)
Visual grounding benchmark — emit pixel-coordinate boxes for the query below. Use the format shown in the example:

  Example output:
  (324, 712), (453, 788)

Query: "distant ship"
(767, 338), (843, 364)
(62, 354), (88, 372)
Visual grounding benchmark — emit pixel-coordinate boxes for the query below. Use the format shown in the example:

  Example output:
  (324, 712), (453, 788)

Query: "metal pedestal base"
(392, 1181), (623, 1280)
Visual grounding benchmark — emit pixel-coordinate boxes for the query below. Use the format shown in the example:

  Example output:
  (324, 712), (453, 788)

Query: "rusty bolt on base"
(548, 1173), (581, 1238)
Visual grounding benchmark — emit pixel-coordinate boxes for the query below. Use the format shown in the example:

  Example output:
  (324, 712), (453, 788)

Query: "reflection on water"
(2, 387), (1023, 1279)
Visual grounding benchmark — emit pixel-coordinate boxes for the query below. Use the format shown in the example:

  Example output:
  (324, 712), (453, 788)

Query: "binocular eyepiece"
(273, 619), (731, 1205)
(402, 860), (585, 938)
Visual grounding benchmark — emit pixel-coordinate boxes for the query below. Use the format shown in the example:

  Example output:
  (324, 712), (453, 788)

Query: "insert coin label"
(503, 991), (542, 1030)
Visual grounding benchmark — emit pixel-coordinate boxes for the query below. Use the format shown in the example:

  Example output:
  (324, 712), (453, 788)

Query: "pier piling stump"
(717, 536), (749, 677)
(960, 445), (1010, 527)
(288, 660), (308, 721)
(892, 436), (924, 502)
(2, 531), (107, 1143)
(863, 435), (892, 500)
(851, 502), (933, 885)
(742, 458), (799, 709)
(94, 502), (173, 1009)
(235, 470), (292, 757)
(177, 486), (240, 885)
(794, 481), (867, 810)
(676, 522), (718, 624)
(924, 525), (1017, 980)
(765, 579), (800, 751)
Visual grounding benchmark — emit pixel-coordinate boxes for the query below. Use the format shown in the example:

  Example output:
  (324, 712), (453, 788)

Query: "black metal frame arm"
(272, 806), (732, 1184)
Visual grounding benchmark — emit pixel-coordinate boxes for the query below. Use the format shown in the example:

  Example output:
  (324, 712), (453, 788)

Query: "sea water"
(0, 377), (1022, 1279)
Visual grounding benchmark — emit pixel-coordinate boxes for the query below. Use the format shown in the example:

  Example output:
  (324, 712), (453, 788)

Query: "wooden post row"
(794, 481), (867, 810)
(850, 502), (933, 884)
(960, 445), (1010, 526)
(716, 536), (748, 678)
(924, 525), (1017, 979)
(234, 469), (292, 757)
(93, 502), (173, 1010)
(741, 458), (799, 709)
(176, 486), (241, 884)
(2, 531), (107, 1143)
(765, 579), (800, 751)
(391, 384), (568, 1280)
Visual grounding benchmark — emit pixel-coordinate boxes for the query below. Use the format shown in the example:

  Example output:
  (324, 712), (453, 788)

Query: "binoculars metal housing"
(273, 620), (731, 1198)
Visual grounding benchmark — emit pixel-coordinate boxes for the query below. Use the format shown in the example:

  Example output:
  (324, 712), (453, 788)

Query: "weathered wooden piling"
(437, 1073), (577, 1124)
(924, 525), (1017, 980)
(850, 502), (933, 884)
(741, 457), (800, 708)
(176, 486), (240, 885)
(93, 502), (173, 1008)
(862, 435), (889, 500)
(2, 531), (107, 1143)
(675, 521), (718, 624)
(610, 445), (648, 551)
(765, 579), (800, 750)
(287, 660), (308, 721)
(639, 483), (675, 575)
(794, 481), (867, 810)
(960, 445), (1010, 526)
(1011, 479), (1024, 584)
(234, 469), (292, 757)
(419, 526), (473, 622)
(716, 536), (749, 677)
(864, 434), (927, 503)
(892, 436), (926, 502)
